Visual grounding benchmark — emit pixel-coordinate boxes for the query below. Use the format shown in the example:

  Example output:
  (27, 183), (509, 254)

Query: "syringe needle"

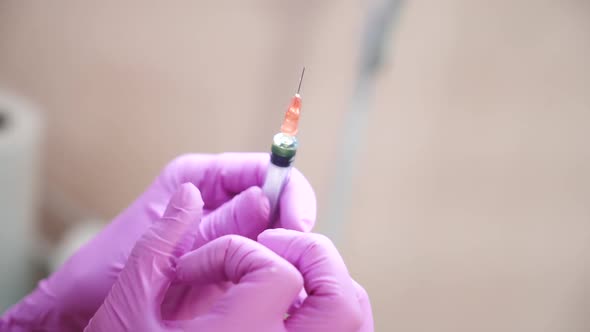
(297, 67), (306, 94)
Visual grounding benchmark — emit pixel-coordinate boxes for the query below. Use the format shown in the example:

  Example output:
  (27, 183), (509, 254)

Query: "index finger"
(159, 153), (267, 209)
(160, 153), (316, 231)
(277, 167), (316, 232)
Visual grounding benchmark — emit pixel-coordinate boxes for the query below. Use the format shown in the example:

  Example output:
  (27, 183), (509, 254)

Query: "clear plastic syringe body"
(262, 131), (298, 224)
(262, 158), (292, 222)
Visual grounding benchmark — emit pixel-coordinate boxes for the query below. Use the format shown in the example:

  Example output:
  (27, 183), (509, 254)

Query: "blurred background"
(1, 0), (590, 331)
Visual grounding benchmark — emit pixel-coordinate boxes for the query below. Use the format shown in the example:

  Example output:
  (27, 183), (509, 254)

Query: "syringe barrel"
(262, 159), (292, 224)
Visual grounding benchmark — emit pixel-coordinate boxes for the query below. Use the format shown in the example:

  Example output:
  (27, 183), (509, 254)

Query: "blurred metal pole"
(324, 0), (404, 244)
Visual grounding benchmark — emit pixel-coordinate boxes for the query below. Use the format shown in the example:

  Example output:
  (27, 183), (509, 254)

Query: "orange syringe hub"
(280, 93), (302, 136)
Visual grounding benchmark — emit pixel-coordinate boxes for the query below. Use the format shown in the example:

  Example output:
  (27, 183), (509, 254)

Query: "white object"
(0, 91), (42, 311)
(49, 220), (104, 273)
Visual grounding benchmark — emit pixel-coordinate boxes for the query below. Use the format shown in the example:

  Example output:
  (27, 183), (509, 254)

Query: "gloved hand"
(1, 153), (316, 332)
(85, 184), (372, 332)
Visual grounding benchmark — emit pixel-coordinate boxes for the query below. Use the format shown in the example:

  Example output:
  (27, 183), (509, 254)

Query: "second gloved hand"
(85, 183), (372, 332)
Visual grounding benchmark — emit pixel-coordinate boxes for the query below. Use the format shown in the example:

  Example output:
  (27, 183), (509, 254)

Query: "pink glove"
(1, 153), (316, 331)
(85, 184), (372, 332)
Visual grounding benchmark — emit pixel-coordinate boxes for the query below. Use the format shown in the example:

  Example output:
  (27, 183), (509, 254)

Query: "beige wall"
(1, 1), (590, 331)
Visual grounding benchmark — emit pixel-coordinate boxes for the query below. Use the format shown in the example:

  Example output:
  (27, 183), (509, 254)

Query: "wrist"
(1, 279), (63, 331)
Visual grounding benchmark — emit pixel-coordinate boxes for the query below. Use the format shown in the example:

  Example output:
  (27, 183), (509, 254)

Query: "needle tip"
(297, 67), (306, 94)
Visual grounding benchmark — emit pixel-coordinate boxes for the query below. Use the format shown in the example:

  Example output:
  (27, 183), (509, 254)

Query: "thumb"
(85, 183), (203, 331)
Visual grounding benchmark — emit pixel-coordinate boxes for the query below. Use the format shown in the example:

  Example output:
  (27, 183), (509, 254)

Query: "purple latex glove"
(1, 153), (316, 331)
(85, 183), (372, 332)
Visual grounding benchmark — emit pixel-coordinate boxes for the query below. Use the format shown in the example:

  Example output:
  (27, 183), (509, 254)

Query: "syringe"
(262, 68), (305, 224)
